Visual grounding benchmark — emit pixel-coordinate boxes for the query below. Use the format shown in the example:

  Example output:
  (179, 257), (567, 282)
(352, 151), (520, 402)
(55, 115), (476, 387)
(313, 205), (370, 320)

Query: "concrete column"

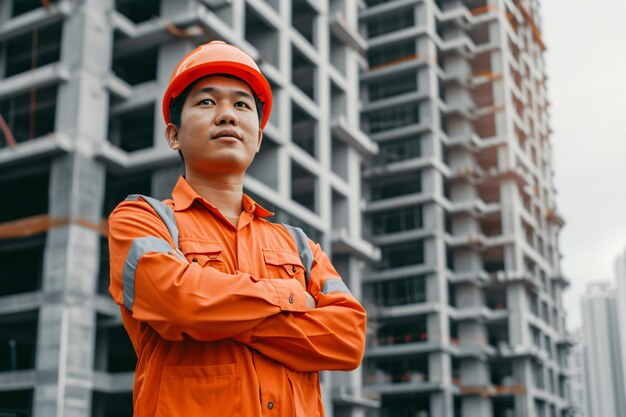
(33, 1), (112, 415)
(317, 0), (331, 236)
(429, 390), (453, 417)
(0, 0), (10, 79)
(507, 284), (528, 346)
(516, 359), (534, 417)
(456, 284), (482, 308)
(462, 396), (493, 417)
(35, 155), (105, 417)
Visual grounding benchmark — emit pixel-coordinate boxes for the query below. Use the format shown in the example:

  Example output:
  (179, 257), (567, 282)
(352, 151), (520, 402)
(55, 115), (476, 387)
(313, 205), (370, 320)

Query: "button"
(292, 266), (297, 273)
(288, 296), (294, 304)
(267, 402), (274, 410)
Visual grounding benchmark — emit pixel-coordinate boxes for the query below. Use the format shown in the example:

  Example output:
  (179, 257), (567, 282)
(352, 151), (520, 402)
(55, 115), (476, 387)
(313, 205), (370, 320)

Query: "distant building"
(580, 282), (626, 417)
(359, 0), (574, 416)
(615, 247), (626, 401)
(569, 330), (587, 417)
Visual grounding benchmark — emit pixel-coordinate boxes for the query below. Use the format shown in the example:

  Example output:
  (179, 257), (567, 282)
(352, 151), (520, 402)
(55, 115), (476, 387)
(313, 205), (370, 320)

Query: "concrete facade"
(359, 1), (573, 416)
(0, 0), (378, 416)
(580, 283), (626, 417)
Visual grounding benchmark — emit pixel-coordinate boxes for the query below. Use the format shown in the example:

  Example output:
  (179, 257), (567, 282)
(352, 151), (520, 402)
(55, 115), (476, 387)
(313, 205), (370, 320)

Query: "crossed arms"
(108, 200), (366, 372)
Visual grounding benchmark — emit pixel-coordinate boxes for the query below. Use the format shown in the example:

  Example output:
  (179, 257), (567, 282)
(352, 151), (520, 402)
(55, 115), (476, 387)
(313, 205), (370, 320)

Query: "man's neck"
(185, 174), (244, 226)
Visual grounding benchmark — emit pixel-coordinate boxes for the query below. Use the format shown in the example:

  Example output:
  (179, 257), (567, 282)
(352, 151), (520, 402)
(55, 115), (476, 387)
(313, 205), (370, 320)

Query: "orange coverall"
(108, 176), (367, 417)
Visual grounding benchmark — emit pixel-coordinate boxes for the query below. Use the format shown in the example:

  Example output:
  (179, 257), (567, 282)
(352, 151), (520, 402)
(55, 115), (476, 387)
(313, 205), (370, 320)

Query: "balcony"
(449, 340), (497, 358)
(449, 306), (508, 323)
(439, 96), (476, 120)
(375, 302), (439, 321)
(435, 32), (476, 58)
(331, 385), (380, 409)
(94, 141), (180, 173)
(0, 369), (36, 391)
(0, 1), (70, 42)
(437, 63), (473, 86)
(435, 2), (472, 28)
(550, 273), (570, 287)
(449, 269), (490, 285)
(445, 232), (487, 250)
(365, 371), (441, 395)
(447, 164), (484, 182)
(92, 371), (134, 393)
(444, 197), (499, 218)
(453, 382), (526, 397)
(331, 116), (378, 157)
(330, 12), (367, 54)
(331, 228), (381, 262)
(367, 339), (442, 359)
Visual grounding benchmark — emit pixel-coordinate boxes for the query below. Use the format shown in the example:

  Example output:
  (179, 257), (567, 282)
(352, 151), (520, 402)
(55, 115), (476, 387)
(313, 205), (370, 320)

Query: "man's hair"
(168, 74), (264, 163)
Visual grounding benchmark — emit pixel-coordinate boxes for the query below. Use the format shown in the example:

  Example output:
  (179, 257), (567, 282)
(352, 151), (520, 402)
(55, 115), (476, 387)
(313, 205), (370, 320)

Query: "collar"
(171, 176), (273, 219)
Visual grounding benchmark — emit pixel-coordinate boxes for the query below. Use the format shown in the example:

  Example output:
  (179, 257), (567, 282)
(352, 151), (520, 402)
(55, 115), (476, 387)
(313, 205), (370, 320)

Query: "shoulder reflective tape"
(322, 278), (352, 296)
(282, 224), (314, 286)
(126, 194), (180, 250)
(122, 236), (177, 311)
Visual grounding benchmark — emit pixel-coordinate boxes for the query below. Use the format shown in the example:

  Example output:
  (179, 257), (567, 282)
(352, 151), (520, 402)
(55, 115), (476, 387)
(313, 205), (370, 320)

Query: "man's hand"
(305, 292), (317, 310)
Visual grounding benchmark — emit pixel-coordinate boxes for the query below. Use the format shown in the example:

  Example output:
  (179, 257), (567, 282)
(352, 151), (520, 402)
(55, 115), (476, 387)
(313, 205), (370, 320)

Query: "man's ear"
(256, 129), (263, 153)
(165, 123), (180, 150)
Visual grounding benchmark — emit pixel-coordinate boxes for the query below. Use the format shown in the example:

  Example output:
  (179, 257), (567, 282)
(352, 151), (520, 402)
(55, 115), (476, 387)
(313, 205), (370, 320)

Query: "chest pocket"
(263, 249), (307, 289)
(180, 239), (225, 272)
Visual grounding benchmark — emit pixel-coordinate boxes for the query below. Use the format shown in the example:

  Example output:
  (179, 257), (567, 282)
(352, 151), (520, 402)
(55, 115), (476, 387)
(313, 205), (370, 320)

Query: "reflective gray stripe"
(282, 224), (314, 287)
(126, 194), (180, 250)
(322, 278), (352, 295)
(122, 236), (175, 311)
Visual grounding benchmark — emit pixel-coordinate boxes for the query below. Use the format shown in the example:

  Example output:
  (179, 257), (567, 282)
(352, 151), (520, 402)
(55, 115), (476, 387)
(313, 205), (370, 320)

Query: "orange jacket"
(108, 177), (366, 417)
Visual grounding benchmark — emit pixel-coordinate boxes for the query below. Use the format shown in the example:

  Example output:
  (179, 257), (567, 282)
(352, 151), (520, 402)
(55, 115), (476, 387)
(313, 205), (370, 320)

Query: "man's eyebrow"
(233, 90), (254, 101)
(190, 87), (254, 101)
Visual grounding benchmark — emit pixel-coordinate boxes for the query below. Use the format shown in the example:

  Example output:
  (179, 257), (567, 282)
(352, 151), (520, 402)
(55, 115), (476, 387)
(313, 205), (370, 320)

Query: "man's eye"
(234, 101), (250, 108)
(199, 98), (215, 105)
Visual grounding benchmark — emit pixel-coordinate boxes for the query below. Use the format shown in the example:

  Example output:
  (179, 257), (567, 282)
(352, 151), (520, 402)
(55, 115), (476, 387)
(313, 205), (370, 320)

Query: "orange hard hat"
(162, 41), (272, 129)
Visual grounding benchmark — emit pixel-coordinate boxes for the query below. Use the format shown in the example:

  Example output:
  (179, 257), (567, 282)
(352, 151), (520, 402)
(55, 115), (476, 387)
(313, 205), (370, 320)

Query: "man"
(108, 40), (366, 417)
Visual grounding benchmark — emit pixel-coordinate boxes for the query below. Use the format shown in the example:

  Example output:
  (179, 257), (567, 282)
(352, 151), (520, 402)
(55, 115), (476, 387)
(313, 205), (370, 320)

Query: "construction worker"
(107, 41), (366, 417)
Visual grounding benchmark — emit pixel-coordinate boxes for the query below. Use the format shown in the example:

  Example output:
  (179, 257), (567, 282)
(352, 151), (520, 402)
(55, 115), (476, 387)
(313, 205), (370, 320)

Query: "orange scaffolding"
(0, 215), (108, 240)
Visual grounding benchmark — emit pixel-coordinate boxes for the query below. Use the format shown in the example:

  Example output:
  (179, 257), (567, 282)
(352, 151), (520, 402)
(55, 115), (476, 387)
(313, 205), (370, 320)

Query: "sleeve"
(107, 199), (308, 342)
(232, 241), (367, 372)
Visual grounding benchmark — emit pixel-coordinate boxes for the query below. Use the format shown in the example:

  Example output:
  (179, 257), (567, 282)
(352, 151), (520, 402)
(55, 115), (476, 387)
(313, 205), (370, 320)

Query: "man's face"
(166, 75), (263, 177)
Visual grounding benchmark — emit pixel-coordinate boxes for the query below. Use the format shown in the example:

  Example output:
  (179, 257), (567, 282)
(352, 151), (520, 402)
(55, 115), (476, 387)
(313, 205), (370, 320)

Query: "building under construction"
(359, 0), (573, 416)
(0, 0), (572, 416)
(0, 0), (378, 416)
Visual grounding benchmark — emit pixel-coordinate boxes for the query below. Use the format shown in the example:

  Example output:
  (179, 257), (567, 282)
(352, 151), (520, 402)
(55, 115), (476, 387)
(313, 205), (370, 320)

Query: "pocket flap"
(263, 248), (303, 267)
(180, 239), (223, 255)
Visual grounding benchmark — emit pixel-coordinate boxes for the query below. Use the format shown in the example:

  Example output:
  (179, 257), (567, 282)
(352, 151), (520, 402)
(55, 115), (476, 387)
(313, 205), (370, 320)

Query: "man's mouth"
(212, 129), (242, 140)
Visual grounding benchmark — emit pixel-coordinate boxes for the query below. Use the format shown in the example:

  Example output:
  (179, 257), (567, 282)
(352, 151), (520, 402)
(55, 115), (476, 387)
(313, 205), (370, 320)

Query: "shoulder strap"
(126, 194), (180, 250)
(282, 224), (314, 288)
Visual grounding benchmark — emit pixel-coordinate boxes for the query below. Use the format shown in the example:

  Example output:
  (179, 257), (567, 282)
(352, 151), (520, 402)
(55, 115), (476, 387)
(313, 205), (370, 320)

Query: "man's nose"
(215, 103), (238, 125)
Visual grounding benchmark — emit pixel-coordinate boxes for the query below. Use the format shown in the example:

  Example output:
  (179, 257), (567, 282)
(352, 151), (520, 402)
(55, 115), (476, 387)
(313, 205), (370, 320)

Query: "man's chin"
(189, 158), (253, 176)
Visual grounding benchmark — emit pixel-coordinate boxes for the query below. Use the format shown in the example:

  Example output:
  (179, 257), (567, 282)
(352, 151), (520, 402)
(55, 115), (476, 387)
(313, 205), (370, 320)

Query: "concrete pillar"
(35, 155), (105, 417)
(33, 1), (112, 415)
(507, 284), (528, 346)
(462, 396), (493, 417)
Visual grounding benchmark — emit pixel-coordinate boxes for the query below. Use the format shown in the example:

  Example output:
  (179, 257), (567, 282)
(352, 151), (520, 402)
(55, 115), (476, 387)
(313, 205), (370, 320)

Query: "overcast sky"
(541, 0), (626, 329)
